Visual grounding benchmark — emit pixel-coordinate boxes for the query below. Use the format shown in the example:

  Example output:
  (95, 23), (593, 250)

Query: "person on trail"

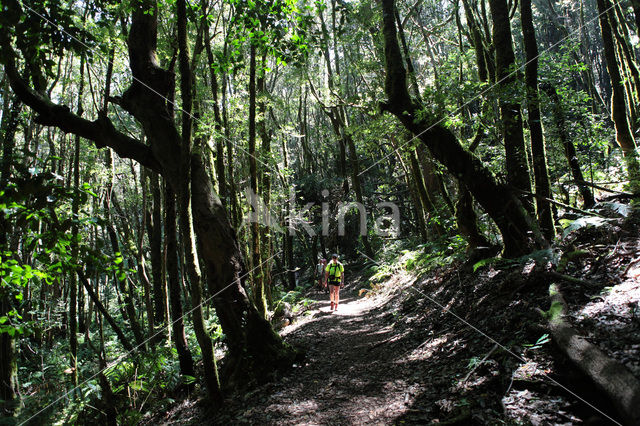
(324, 253), (344, 311)
(316, 258), (327, 292)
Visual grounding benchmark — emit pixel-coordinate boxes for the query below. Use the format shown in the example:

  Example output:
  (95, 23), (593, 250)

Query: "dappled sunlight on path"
(213, 284), (433, 425)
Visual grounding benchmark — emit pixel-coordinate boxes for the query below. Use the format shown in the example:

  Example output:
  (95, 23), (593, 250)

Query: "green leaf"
(473, 257), (499, 272)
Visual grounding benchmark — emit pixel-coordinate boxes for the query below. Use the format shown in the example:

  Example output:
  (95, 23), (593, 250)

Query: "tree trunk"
(69, 53), (85, 388)
(520, 0), (555, 240)
(612, 3), (640, 118)
(390, 136), (428, 242)
(257, 54), (273, 308)
(345, 132), (375, 257)
(0, 89), (20, 417)
(177, 0), (221, 400)
(204, 23), (228, 206)
(380, 0), (540, 257)
(0, 0), (297, 391)
(547, 285), (640, 425)
(281, 136), (297, 291)
(164, 185), (195, 378)
(597, 0), (640, 189)
(139, 169), (156, 343)
(248, 44), (266, 316)
(78, 272), (134, 352)
(543, 85), (596, 208)
(103, 151), (146, 348)
(488, 0), (534, 213)
(318, 5), (349, 194)
(149, 172), (166, 328)
(409, 150), (444, 237)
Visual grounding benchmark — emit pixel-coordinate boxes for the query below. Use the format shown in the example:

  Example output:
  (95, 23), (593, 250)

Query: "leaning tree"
(0, 0), (297, 403)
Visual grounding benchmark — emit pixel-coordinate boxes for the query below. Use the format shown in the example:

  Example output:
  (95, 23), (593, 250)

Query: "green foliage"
(226, 0), (313, 69)
(560, 216), (612, 238)
(473, 248), (562, 272)
(273, 286), (314, 315)
(523, 334), (551, 350)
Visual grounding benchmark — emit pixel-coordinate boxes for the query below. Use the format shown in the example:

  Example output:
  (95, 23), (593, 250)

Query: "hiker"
(324, 253), (344, 311)
(316, 258), (327, 292)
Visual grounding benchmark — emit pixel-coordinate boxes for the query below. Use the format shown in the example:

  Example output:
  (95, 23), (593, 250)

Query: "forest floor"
(147, 202), (640, 425)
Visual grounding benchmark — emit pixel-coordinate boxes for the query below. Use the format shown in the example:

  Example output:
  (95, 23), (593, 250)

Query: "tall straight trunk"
(69, 53), (86, 388)
(319, 2), (372, 255)
(318, 6), (349, 194)
(298, 90), (312, 173)
(204, 23), (228, 205)
(164, 185), (195, 377)
(520, 0), (555, 240)
(458, 0), (495, 250)
(544, 85), (596, 208)
(281, 136), (297, 290)
(390, 136), (428, 242)
(597, 0), (640, 189)
(409, 150), (444, 237)
(247, 44), (265, 315)
(103, 150), (146, 348)
(0, 90), (20, 417)
(220, 51), (240, 227)
(149, 172), (165, 327)
(345, 132), (375, 257)
(612, 3), (640, 117)
(380, 0), (541, 257)
(177, 0), (221, 400)
(546, 0), (606, 114)
(138, 169), (155, 342)
(488, 0), (534, 213)
(257, 54), (273, 308)
(461, 0), (492, 82)
(416, 148), (455, 216)
(394, 7), (421, 102)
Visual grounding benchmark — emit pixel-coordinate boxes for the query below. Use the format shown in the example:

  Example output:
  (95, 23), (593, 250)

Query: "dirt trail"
(153, 231), (639, 426)
(214, 283), (427, 425)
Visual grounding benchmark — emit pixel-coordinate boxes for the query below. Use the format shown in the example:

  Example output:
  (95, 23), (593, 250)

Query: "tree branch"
(0, 36), (162, 174)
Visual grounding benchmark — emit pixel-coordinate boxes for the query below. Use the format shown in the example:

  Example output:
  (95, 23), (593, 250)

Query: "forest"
(1, 0), (639, 424)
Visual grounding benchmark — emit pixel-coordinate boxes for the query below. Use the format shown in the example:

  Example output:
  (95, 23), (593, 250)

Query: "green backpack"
(327, 262), (343, 285)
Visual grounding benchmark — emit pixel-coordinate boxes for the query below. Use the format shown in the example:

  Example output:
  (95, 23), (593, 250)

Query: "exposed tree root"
(546, 284), (640, 425)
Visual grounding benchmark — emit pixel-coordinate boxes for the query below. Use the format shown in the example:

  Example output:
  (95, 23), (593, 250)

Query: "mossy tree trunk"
(164, 185), (195, 378)
(380, 0), (542, 257)
(0, 0), (296, 397)
(597, 0), (640, 191)
(520, 0), (555, 240)
(488, 0), (534, 214)
(543, 85), (595, 208)
(0, 91), (20, 417)
(177, 0), (221, 400)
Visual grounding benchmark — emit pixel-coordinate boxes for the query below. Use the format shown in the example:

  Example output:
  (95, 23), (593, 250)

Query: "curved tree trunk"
(0, 0), (296, 395)
(380, 0), (541, 257)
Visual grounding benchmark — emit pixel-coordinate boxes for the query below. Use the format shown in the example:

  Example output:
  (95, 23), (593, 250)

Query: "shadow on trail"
(214, 288), (450, 425)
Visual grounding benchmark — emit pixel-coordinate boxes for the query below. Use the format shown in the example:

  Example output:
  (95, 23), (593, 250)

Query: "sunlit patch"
(626, 259), (640, 279)
(404, 335), (450, 361)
